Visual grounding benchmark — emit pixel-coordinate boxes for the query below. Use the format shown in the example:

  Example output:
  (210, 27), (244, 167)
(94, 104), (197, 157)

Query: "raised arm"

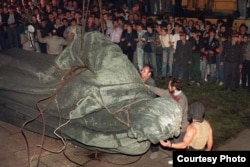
(148, 85), (170, 97)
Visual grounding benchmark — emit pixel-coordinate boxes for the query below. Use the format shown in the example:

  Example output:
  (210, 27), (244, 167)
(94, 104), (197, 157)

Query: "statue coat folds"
(0, 32), (182, 155)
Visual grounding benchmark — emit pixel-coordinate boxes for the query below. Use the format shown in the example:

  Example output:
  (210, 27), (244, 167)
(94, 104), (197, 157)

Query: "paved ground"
(216, 129), (250, 151)
(0, 121), (250, 167)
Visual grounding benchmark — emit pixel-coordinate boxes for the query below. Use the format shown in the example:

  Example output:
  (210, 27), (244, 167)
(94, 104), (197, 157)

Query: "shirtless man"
(160, 101), (213, 151)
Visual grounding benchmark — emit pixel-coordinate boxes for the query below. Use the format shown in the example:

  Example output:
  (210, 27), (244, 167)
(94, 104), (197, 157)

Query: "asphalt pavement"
(1, 121), (250, 167)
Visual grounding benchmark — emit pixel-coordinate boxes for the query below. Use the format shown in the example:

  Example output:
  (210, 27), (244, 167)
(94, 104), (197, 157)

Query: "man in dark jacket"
(220, 33), (243, 91)
(0, 5), (7, 50)
(5, 5), (21, 49)
(120, 22), (138, 63)
(143, 24), (157, 78)
(200, 28), (221, 83)
(173, 32), (192, 85)
(189, 28), (202, 85)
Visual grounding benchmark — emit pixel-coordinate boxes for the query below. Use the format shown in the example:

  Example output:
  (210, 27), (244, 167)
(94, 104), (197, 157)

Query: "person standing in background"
(189, 28), (202, 86)
(174, 0), (183, 16)
(135, 22), (146, 72)
(220, 33), (243, 92)
(238, 0), (248, 19)
(0, 5), (7, 50)
(159, 23), (174, 79)
(109, 18), (123, 45)
(143, 24), (157, 78)
(173, 32), (192, 85)
(154, 22), (163, 78)
(242, 36), (250, 92)
(63, 18), (81, 41)
(6, 5), (21, 49)
(120, 22), (138, 63)
(200, 28), (220, 84)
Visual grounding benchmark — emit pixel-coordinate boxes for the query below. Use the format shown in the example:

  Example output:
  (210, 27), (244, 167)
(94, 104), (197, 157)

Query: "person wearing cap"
(160, 101), (213, 151)
(220, 32), (243, 92)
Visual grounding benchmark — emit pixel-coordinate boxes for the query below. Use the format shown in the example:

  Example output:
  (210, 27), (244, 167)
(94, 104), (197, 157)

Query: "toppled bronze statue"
(0, 32), (182, 155)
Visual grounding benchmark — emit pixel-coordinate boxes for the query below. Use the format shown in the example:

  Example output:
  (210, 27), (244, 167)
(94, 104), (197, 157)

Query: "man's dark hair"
(220, 23), (227, 30)
(209, 28), (216, 34)
(220, 32), (228, 39)
(135, 21), (143, 27)
(70, 18), (77, 23)
(146, 23), (154, 29)
(239, 23), (248, 31)
(174, 23), (180, 27)
(62, 18), (68, 22)
(169, 77), (182, 90)
(205, 21), (212, 26)
(112, 18), (119, 23)
(40, 19), (47, 23)
(190, 27), (200, 34)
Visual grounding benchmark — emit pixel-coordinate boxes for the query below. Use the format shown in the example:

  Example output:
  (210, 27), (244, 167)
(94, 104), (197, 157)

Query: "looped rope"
(21, 64), (149, 166)
(91, 92), (151, 127)
(21, 65), (87, 167)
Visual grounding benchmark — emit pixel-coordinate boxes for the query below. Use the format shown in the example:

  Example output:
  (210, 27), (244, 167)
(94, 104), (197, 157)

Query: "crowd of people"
(2, 0), (243, 164)
(1, 0), (248, 92)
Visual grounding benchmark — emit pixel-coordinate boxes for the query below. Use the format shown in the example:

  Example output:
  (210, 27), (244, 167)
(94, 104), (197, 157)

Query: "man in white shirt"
(159, 24), (174, 78)
(103, 13), (113, 36)
(135, 22), (146, 71)
(109, 18), (123, 45)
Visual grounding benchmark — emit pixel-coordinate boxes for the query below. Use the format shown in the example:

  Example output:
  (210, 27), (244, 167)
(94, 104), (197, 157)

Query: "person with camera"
(20, 24), (36, 51)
